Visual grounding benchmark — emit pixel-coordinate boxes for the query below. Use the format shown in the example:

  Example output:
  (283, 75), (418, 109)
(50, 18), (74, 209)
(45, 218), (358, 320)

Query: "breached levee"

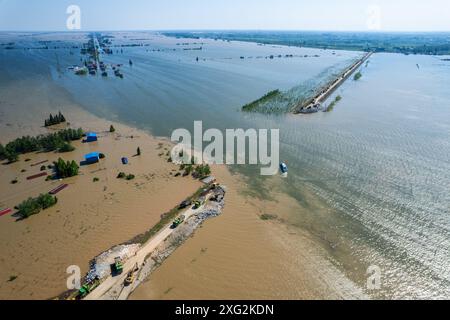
(104, 197), (226, 300)
(57, 182), (226, 300)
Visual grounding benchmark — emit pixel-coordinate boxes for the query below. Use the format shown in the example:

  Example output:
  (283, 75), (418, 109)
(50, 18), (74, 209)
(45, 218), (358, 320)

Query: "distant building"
(85, 132), (98, 142)
(85, 152), (100, 164)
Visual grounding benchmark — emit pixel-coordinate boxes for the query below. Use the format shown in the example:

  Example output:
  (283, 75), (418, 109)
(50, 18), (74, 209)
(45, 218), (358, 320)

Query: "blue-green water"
(2, 32), (450, 299)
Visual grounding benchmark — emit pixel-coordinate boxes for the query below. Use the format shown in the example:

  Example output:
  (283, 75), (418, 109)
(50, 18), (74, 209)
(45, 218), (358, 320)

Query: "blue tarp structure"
(85, 152), (100, 164)
(122, 157), (129, 165)
(85, 132), (98, 142)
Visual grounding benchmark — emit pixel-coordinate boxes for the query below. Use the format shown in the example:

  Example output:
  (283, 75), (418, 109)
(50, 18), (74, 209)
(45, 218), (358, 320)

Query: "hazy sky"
(1, 0), (449, 31)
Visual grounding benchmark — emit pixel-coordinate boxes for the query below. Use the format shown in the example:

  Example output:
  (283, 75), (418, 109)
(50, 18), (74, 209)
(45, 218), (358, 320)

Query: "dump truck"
(111, 257), (124, 276)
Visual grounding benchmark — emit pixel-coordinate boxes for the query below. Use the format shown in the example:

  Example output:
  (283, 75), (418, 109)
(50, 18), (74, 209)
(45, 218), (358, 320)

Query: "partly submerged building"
(85, 152), (100, 164)
(85, 132), (98, 142)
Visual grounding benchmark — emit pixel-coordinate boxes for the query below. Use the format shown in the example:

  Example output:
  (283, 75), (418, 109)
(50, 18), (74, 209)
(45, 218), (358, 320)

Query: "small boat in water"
(280, 163), (288, 175)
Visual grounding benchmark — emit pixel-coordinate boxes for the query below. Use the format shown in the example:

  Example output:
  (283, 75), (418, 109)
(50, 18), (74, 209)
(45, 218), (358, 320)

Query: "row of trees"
(179, 163), (211, 179)
(17, 194), (58, 218)
(0, 128), (83, 163)
(53, 158), (79, 178)
(44, 112), (66, 127)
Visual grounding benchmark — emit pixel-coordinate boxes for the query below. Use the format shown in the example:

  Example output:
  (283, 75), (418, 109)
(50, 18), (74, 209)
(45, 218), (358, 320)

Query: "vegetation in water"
(242, 90), (282, 112)
(0, 128), (83, 163)
(117, 172), (135, 180)
(354, 72), (362, 81)
(325, 95), (343, 112)
(17, 194), (58, 218)
(194, 164), (211, 179)
(53, 158), (79, 178)
(59, 142), (75, 153)
(44, 112), (66, 127)
(260, 214), (278, 221)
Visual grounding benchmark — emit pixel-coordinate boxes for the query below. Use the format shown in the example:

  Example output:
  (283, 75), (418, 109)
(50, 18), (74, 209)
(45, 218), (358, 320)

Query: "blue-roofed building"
(85, 132), (98, 142)
(85, 152), (100, 164)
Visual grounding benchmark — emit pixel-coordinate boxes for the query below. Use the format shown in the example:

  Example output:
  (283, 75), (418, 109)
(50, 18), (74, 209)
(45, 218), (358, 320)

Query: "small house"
(85, 152), (100, 164)
(85, 132), (98, 142)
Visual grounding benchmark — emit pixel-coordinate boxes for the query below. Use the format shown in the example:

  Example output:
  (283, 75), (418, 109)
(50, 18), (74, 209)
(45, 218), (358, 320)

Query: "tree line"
(16, 194), (58, 219)
(0, 128), (84, 163)
(44, 112), (66, 127)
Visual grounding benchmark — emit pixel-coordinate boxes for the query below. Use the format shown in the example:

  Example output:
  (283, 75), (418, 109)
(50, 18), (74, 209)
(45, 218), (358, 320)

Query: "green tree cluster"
(44, 111), (66, 127)
(17, 194), (58, 218)
(53, 158), (79, 178)
(1, 128), (83, 162)
(194, 164), (211, 179)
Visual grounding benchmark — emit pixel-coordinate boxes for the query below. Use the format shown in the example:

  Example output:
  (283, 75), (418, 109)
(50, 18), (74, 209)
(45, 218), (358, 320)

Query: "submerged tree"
(17, 194), (58, 218)
(53, 158), (79, 178)
(0, 143), (5, 160)
(44, 111), (67, 127)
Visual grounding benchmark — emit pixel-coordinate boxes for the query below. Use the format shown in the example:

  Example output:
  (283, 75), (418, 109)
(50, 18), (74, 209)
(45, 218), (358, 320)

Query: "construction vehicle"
(77, 278), (100, 299)
(193, 198), (206, 210)
(171, 215), (185, 229)
(178, 200), (192, 209)
(111, 257), (124, 276)
(124, 264), (139, 286)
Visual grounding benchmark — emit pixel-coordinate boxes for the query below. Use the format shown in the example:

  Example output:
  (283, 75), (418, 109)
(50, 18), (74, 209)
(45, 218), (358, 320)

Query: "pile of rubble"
(85, 244), (140, 282)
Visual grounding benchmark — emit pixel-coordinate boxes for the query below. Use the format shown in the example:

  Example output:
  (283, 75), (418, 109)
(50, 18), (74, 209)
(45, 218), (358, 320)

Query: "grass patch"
(242, 90), (281, 112)
(260, 214), (278, 221)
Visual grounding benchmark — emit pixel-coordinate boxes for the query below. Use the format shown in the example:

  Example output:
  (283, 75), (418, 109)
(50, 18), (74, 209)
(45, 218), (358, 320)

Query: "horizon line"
(1, 28), (450, 34)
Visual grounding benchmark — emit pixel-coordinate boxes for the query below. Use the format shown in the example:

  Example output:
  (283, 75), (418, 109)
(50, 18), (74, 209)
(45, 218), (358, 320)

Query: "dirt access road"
(84, 202), (206, 300)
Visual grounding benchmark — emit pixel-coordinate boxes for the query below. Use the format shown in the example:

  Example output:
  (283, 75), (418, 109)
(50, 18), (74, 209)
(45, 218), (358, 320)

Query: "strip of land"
(84, 189), (218, 300)
(294, 52), (372, 114)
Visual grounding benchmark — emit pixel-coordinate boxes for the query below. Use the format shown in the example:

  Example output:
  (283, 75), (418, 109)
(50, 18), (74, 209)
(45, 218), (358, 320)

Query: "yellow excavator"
(124, 263), (139, 286)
